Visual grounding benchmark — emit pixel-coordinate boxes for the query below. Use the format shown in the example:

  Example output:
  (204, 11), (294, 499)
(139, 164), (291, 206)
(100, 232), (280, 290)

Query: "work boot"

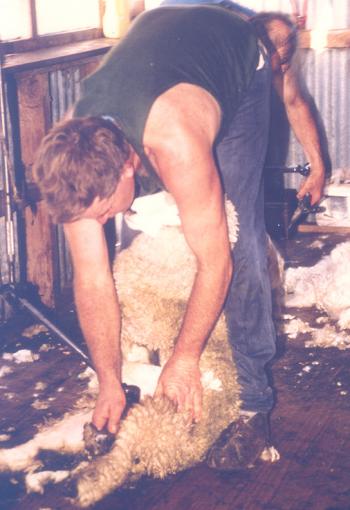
(206, 412), (270, 471)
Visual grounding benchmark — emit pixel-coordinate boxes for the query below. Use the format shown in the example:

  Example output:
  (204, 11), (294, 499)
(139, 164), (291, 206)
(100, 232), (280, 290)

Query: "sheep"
(73, 195), (242, 507)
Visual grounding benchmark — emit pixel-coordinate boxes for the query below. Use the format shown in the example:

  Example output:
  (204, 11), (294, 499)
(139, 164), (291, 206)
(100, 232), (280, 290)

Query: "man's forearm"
(286, 99), (325, 173)
(274, 67), (325, 198)
(74, 277), (122, 384)
(286, 97), (326, 203)
(174, 256), (233, 359)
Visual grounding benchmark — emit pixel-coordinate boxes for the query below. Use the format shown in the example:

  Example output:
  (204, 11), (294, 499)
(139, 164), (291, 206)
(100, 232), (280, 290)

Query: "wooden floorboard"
(1, 232), (350, 510)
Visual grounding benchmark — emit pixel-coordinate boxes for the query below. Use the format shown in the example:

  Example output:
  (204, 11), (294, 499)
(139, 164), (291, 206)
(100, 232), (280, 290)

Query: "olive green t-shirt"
(74, 5), (259, 191)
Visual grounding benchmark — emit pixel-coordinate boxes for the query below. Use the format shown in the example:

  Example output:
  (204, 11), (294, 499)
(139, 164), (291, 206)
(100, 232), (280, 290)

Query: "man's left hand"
(154, 352), (203, 422)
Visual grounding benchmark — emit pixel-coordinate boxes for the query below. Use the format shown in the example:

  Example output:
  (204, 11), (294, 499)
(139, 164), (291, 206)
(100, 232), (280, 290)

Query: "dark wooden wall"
(2, 43), (112, 308)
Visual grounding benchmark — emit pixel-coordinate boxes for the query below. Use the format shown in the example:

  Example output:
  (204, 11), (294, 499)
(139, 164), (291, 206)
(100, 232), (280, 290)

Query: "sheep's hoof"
(206, 412), (270, 471)
(83, 422), (116, 458)
(122, 382), (141, 409)
(82, 384), (140, 459)
(63, 475), (78, 499)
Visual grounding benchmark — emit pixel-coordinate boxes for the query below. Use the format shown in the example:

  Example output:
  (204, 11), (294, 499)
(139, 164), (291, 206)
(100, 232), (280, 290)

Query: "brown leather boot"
(206, 412), (270, 471)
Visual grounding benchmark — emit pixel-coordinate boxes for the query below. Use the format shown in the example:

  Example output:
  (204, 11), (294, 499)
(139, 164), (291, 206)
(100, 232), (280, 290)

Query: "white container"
(103, 0), (130, 39)
(316, 183), (350, 227)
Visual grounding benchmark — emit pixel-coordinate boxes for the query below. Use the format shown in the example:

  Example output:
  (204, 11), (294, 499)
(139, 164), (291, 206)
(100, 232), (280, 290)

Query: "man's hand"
(92, 379), (126, 434)
(297, 167), (325, 206)
(155, 352), (203, 422)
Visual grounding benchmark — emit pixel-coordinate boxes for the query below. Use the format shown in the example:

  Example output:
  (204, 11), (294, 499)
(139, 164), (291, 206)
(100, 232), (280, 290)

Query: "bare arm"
(156, 143), (233, 421)
(272, 60), (325, 205)
(146, 85), (233, 421)
(64, 219), (126, 433)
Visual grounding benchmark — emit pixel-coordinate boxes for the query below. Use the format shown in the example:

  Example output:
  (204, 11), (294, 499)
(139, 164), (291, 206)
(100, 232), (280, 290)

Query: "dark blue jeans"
(215, 59), (276, 413)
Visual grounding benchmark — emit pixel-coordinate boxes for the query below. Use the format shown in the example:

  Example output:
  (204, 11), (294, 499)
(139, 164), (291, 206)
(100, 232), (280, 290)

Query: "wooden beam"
(297, 223), (350, 234)
(16, 70), (59, 307)
(299, 29), (350, 49)
(3, 38), (115, 73)
(1, 29), (104, 56)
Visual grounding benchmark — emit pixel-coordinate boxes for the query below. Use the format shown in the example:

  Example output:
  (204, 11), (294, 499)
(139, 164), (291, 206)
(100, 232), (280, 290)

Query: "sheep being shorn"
(73, 195), (243, 507)
(0, 194), (277, 507)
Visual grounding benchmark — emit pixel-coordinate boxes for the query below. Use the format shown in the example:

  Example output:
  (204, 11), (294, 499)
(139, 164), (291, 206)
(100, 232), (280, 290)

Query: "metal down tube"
(0, 283), (91, 365)
(18, 294), (91, 365)
(265, 163), (311, 177)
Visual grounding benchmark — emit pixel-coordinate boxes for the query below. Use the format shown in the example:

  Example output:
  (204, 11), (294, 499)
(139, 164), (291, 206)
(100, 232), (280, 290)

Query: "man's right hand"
(155, 351), (203, 423)
(297, 166), (325, 206)
(92, 379), (126, 434)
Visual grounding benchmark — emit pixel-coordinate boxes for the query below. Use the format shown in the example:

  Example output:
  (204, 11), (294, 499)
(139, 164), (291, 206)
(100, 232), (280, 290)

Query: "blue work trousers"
(215, 59), (276, 413)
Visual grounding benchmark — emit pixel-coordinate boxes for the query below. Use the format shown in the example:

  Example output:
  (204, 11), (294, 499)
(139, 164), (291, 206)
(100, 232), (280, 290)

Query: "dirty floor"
(0, 232), (350, 510)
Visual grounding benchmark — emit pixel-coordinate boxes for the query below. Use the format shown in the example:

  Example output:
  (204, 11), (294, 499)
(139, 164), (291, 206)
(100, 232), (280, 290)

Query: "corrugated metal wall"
(237, 0), (350, 30)
(285, 47), (350, 189)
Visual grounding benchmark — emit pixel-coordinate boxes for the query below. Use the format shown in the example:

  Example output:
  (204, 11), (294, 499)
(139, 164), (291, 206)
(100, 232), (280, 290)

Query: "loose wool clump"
(284, 241), (350, 329)
(74, 199), (241, 507)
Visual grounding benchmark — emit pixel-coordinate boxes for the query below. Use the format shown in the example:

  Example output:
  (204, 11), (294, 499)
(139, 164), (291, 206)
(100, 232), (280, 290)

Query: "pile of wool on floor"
(281, 240), (350, 349)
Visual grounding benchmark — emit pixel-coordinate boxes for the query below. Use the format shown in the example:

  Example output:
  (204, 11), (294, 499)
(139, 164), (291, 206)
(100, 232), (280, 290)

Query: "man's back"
(75, 6), (259, 153)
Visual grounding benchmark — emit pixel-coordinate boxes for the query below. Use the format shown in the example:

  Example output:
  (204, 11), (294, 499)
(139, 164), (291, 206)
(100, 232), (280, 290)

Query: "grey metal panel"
(0, 82), (20, 289)
(0, 216), (9, 283)
(0, 140), (3, 192)
(49, 67), (81, 123)
(48, 66), (83, 290)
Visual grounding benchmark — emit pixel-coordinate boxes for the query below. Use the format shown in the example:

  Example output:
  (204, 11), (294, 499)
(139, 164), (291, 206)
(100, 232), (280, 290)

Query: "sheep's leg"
(122, 361), (161, 398)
